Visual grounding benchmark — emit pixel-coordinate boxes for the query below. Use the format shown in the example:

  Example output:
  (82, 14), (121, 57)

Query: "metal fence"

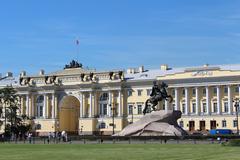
(0, 135), (239, 145)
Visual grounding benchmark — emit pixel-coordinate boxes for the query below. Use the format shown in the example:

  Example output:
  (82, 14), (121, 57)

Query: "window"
(127, 90), (132, 96)
(162, 103), (165, 110)
(222, 120), (227, 128)
(99, 104), (108, 116)
(202, 102), (206, 113)
(99, 122), (106, 129)
(99, 93), (109, 117)
(203, 88), (206, 95)
(39, 106), (43, 117)
(137, 105), (142, 114)
(179, 121), (184, 127)
(224, 87), (228, 94)
(128, 105), (133, 115)
(172, 90), (175, 96)
(137, 90), (142, 96)
(192, 103), (196, 113)
(36, 95), (44, 118)
(172, 103), (176, 110)
(233, 120), (238, 127)
(213, 88), (217, 94)
(147, 89), (151, 96)
(100, 93), (108, 101)
(235, 87), (239, 93)
(0, 107), (3, 118)
(213, 102), (217, 113)
(224, 102), (228, 113)
(182, 90), (185, 96)
(192, 89), (196, 96)
(182, 104), (185, 114)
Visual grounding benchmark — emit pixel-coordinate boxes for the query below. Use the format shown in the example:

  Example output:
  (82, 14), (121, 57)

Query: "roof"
(2, 63), (240, 86)
(0, 76), (19, 87)
(124, 64), (240, 81)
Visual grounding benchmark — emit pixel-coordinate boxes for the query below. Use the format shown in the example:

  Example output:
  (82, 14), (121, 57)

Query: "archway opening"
(59, 96), (80, 134)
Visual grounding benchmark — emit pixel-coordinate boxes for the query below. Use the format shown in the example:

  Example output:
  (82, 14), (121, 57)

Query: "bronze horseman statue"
(143, 81), (173, 115)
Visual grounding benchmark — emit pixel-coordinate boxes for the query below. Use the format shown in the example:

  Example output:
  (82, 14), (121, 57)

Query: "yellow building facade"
(0, 62), (240, 135)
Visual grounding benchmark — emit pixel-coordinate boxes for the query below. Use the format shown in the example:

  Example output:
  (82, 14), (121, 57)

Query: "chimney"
(203, 64), (209, 67)
(20, 71), (26, 77)
(139, 66), (144, 73)
(127, 68), (135, 74)
(6, 72), (13, 77)
(39, 69), (45, 76)
(160, 64), (169, 71)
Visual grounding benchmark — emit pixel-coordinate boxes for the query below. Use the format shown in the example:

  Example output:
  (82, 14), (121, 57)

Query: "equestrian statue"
(143, 81), (173, 115)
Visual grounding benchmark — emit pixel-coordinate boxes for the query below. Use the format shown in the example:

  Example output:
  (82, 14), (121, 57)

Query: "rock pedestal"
(114, 110), (187, 136)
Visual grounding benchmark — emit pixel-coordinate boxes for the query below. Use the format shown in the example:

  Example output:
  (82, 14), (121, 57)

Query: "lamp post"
(234, 99), (239, 135)
(131, 106), (136, 124)
(110, 105), (115, 135)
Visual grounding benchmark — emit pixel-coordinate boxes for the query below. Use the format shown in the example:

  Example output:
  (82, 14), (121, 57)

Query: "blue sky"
(1, 0), (240, 76)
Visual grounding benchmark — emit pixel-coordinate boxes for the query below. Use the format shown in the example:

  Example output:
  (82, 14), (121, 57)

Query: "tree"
(0, 86), (31, 140)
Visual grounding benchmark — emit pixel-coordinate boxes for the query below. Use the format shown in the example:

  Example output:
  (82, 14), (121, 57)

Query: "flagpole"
(76, 38), (80, 62)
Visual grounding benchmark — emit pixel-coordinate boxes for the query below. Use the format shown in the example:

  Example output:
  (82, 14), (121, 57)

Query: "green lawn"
(0, 143), (239, 160)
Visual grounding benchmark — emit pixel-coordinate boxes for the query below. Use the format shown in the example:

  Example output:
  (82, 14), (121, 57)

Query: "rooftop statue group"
(64, 60), (83, 69)
(143, 81), (173, 115)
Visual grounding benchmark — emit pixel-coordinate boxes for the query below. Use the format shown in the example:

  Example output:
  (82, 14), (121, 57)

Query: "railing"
(1, 135), (240, 144)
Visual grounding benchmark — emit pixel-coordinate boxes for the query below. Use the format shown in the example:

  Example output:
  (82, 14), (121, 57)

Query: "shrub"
(222, 139), (240, 146)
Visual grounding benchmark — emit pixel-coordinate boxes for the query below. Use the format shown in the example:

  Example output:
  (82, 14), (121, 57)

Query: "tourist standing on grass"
(28, 132), (32, 144)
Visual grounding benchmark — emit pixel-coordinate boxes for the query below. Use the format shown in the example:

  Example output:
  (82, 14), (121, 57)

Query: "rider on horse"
(143, 81), (172, 115)
(150, 81), (162, 101)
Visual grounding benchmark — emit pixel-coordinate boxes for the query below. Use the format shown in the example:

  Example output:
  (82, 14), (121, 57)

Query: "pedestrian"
(28, 133), (32, 144)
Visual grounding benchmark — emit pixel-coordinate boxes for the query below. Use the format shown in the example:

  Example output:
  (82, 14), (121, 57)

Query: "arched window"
(100, 93), (108, 101)
(99, 93), (108, 117)
(36, 95), (44, 118)
(99, 122), (106, 129)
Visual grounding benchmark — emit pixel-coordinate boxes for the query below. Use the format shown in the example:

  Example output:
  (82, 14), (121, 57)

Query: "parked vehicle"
(209, 129), (233, 135)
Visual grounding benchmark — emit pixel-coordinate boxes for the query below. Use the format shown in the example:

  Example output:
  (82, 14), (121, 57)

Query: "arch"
(59, 95), (80, 133)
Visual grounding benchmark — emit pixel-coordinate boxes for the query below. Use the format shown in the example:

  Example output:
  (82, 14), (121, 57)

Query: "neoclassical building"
(0, 61), (240, 135)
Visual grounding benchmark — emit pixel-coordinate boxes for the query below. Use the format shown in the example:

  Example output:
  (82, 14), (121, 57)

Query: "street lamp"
(110, 105), (115, 135)
(131, 106), (136, 124)
(234, 99), (239, 135)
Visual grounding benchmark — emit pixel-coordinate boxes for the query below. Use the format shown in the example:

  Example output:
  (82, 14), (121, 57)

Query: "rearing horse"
(143, 82), (173, 115)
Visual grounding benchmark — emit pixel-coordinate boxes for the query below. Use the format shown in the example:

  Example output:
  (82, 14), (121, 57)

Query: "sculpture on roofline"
(64, 60), (82, 69)
(143, 81), (173, 115)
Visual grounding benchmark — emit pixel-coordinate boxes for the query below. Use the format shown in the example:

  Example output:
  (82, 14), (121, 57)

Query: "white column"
(206, 87), (210, 115)
(79, 93), (83, 118)
(174, 88), (179, 110)
(54, 94), (58, 118)
(195, 87), (199, 115)
(94, 92), (98, 117)
(108, 91), (112, 117)
(228, 85), (232, 114)
(43, 94), (47, 118)
(118, 90), (122, 116)
(51, 93), (55, 119)
(26, 95), (29, 117)
(31, 95), (35, 117)
(217, 86), (221, 114)
(185, 88), (189, 115)
(82, 93), (85, 117)
(165, 100), (169, 111)
(89, 92), (92, 117)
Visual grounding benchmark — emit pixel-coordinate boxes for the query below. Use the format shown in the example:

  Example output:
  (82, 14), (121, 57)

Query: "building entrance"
(199, 121), (206, 131)
(189, 121), (195, 131)
(210, 120), (217, 129)
(59, 96), (80, 134)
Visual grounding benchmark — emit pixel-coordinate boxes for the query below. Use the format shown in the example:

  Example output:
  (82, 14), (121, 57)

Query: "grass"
(0, 143), (239, 160)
